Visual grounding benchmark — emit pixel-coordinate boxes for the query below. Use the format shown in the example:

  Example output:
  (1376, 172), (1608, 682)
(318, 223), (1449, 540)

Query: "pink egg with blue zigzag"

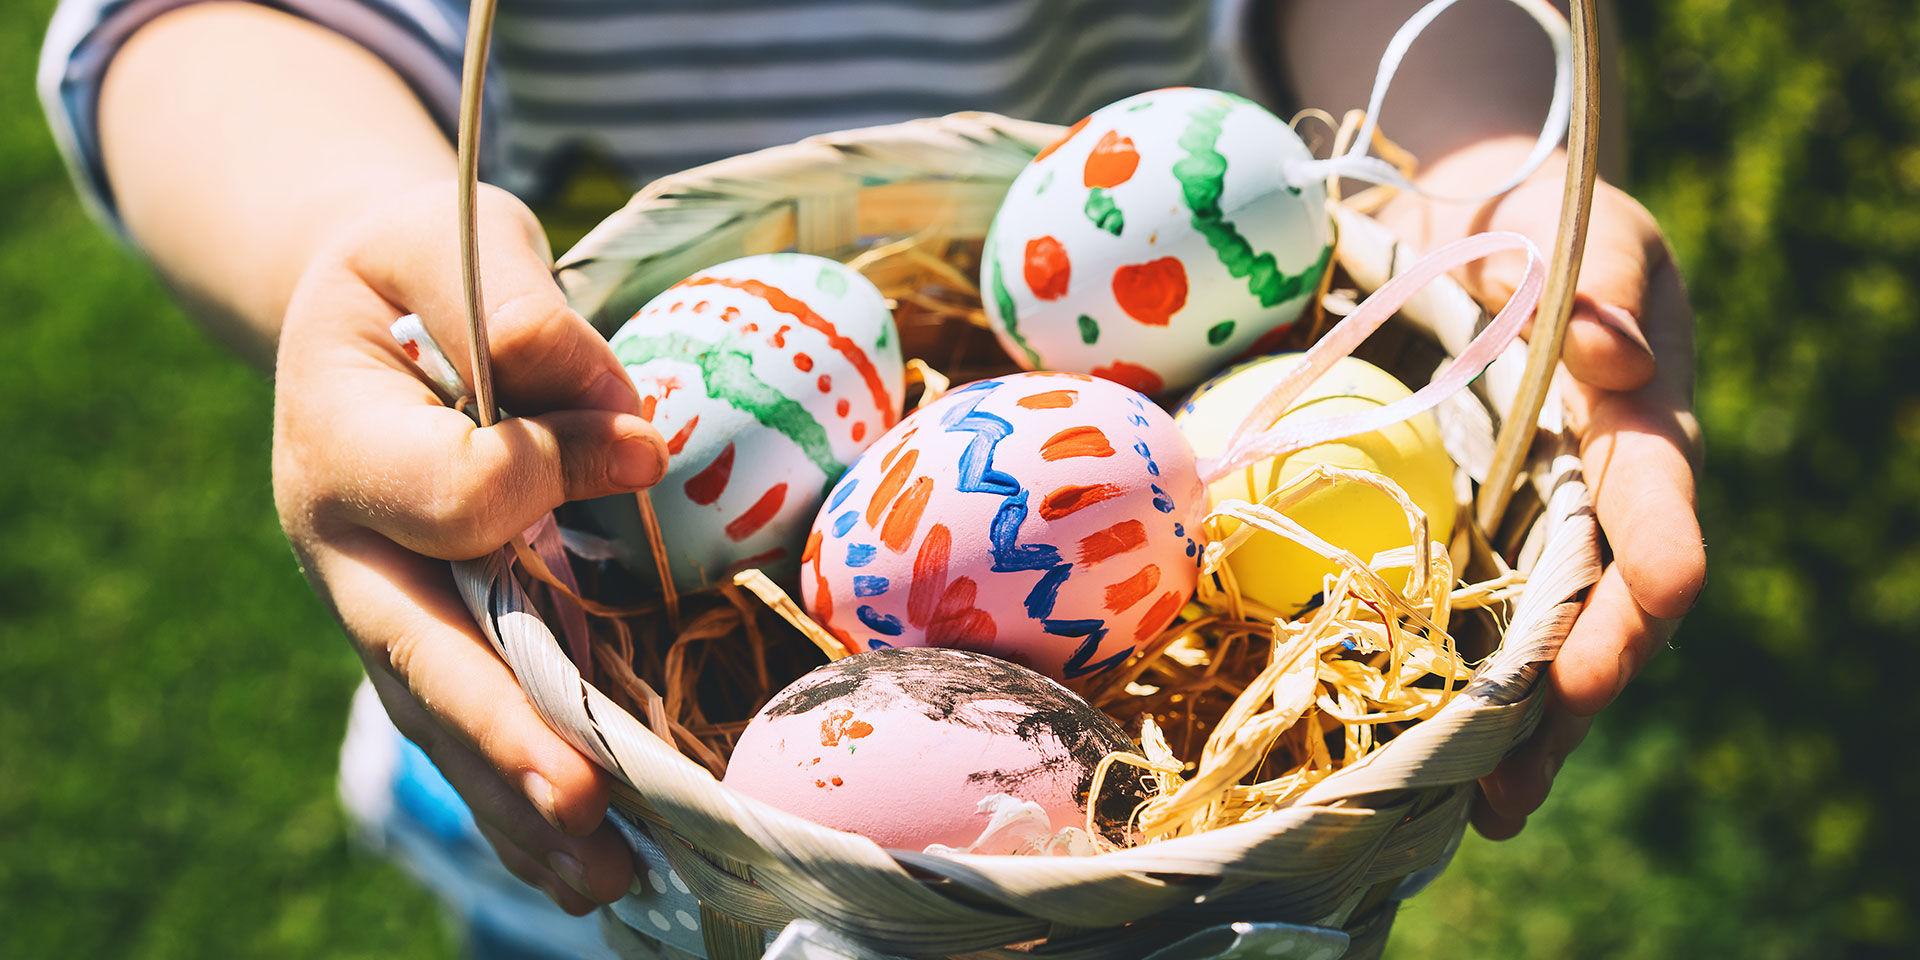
(800, 372), (1206, 684)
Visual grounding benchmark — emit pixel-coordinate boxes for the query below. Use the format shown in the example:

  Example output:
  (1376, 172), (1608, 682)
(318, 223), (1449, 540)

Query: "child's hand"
(272, 181), (666, 912)
(1382, 136), (1707, 838)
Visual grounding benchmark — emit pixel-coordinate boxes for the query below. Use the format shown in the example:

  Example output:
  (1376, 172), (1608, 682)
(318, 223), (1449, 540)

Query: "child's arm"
(94, 3), (655, 909)
(1277, 0), (1706, 836)
(98, 2), (453, 370)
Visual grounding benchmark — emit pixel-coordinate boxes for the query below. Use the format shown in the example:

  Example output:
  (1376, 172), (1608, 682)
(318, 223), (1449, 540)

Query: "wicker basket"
(435, 112), (1603, 960)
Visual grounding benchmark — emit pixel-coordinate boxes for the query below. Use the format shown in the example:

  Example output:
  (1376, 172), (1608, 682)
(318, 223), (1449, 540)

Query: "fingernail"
(523, 772), (563, 831)
(1593, 302), (1655, 357)
(1543, 752), (1565, 784)
(581, 371), (639, 414)
(611, 429), (666, 488)
(548, 850), (593, 900)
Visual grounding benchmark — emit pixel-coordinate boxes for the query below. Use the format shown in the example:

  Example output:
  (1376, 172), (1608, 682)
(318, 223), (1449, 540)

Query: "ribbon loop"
(1195, 230), (1546, 484)
(1284, 0), (1573, 203)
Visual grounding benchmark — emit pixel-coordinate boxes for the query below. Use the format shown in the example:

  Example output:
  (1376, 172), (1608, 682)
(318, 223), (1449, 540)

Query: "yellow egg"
(1174, 354), (1455, 615)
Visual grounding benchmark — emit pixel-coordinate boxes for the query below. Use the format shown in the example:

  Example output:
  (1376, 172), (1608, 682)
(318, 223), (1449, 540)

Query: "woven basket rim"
(451, 110), (1603, 955)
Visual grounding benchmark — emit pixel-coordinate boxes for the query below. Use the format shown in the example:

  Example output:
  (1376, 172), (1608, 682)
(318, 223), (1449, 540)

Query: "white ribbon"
(1196, 230), (1546, 483)
(1285, 0), (1573, 203)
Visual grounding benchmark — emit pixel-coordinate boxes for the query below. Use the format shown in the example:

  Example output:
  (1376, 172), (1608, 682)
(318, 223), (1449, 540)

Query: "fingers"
(375, 668), (633, 913)
(312, 530), (616, 838)
(418, 709), (634, 906)
(1571, 386), (1706, 621)
(1383, 141), (1675, 395)
(1472, 696), (1593, 840)
(1555, 198), (1670, 393)
(1545, 242), (1700, 711)
(1465, 179), (1665, 393)
(347, 182), (638, 416)
(1561, 296), (1657, 392)
(295, 389), (664, 560)
(477, 819), (631, 911)
(476, 820), (600, 916)
(1556, 373), (1701, 717)
(393, 404), (662, 561)
(401, 684), (634, 909)
(274, 202), (666, 562)
(341, 550), (635, 908)
(1557, 249), (1704, 625)
(1551, 563), (1683, 716)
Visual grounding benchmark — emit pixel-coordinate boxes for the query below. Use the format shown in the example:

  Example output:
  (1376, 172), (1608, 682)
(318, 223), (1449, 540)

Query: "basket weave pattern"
(450, 114), (1602, 960)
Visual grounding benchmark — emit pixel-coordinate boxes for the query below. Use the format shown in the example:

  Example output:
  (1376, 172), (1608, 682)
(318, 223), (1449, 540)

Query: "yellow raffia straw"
(1087, 463), (1497, 844)
(537, 225), (1525, 848)
(904, 358), (950, 408)
(730, 570), (847, 661)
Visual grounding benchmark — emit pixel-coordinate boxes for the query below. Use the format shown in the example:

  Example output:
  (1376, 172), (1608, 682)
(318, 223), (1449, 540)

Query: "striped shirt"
(39, 0), (1280, 229)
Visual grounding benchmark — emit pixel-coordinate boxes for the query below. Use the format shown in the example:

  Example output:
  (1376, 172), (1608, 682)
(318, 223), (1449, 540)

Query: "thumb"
(419, 405), (668, 560)
(323, 395), (667, 561)
(348, 181), (639, 416)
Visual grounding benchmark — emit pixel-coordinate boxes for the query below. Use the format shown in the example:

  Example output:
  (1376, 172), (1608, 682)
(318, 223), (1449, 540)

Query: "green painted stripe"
(615, 330), (844, 486)
(985, 222), (1043, 368)
(1171, 99), (1330, 309)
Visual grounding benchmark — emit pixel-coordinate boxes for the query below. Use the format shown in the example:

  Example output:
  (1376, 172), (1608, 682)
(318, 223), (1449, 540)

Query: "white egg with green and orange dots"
(590, 253), (904, 592)
(982, 87), (1332, 396)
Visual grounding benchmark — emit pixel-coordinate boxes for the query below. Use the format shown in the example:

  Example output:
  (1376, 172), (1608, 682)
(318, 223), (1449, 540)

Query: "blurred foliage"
(2, 0), (1914, 957)
(0, 1), (448, 957)
(1396, 1), (1920, 956)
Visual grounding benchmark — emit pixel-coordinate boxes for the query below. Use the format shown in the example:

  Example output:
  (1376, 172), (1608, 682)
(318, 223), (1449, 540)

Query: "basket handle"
(1476, 0), (1604, 531)
(454, 0), (499, 428)
(1248, 0), (1603, 536)
(448, 0), (685, 627)
(1195, 231), (1546, 484)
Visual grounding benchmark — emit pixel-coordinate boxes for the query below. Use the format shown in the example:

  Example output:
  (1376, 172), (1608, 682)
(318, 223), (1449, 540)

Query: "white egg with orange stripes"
(981, 87), (1333, 396)
(592, 253), (904, 592)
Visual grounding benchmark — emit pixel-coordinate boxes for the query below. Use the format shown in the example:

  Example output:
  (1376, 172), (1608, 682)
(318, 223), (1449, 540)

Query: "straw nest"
(445, 113), (1601, 960)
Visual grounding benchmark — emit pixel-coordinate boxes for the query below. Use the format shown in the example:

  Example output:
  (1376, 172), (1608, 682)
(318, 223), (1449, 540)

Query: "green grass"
(0, 2), (447, 955)
(4, 0), (1916, 957)
(1394, 2), (1920, 956)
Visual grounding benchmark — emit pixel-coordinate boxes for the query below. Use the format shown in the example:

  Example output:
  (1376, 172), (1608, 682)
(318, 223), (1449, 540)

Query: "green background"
(2, 1), (1914, 957)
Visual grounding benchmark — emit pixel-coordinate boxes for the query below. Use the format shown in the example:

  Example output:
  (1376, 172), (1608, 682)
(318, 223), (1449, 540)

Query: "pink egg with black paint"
(723, 647), (1146, 852)
(981, 87), (1332, 396)
(592, 254), (903, 592)
(800, 372), (1206, 685)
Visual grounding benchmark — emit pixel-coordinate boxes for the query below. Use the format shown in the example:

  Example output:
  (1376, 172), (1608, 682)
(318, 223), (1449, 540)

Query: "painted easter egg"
(981, 87), (1332, 396)
(1176, 354), (1456, 616)
(800, 372), (1207, 684)
(723, 647), (1146, 853)
(592, 253), (903, 592)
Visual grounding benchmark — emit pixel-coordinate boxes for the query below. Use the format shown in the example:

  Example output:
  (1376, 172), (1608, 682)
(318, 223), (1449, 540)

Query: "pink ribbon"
(1195, 230), (1546, 484)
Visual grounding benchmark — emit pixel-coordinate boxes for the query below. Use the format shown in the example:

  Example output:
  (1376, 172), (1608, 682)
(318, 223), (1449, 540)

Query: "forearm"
(1276, 0), (1626, 181)
(98, 2), (455, 371)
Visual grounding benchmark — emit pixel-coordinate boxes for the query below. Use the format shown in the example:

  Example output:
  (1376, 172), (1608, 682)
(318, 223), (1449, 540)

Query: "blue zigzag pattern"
(940, 382), (1132, 680)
